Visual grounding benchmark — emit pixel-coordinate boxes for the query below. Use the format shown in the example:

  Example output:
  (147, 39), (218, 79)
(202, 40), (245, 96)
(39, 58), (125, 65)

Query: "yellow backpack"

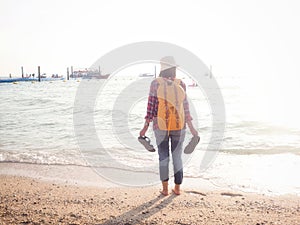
(156, 77), (186, 131)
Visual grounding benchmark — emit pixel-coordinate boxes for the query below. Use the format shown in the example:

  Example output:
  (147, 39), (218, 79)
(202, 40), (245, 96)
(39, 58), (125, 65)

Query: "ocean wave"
(0, 150), (86, 166)
(220, 147), (300, 155)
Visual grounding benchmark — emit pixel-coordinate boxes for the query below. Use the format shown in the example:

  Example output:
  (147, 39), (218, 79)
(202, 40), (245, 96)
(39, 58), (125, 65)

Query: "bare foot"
(173, 184), (181, 195)
(160, 190), (168, 196)
(160, 181), (168, 196)
(172, 189), (180, 195)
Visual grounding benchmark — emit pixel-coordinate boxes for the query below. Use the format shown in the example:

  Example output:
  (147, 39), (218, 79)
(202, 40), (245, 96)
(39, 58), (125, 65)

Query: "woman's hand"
(187, 120), (199, 137)
(189, 126), (198, 137)
(140, 126), (148, 137)
(139, 120), (150, 137)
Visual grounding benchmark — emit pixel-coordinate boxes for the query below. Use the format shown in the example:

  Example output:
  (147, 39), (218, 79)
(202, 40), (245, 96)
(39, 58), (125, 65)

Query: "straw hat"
(160, 56), (178, 71)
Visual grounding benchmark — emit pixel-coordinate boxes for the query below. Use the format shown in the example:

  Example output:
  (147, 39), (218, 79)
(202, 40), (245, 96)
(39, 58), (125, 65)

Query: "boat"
(71, 69), (110, 80)
(70, 70), (88, 78)
(139, 73), (155, 77)
(188, 82), (198, 87)
(82, 73), (110, 79)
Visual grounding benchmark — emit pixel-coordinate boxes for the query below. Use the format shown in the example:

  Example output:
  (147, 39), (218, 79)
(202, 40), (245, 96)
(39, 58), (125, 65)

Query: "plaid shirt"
(145, 78), (192, 128)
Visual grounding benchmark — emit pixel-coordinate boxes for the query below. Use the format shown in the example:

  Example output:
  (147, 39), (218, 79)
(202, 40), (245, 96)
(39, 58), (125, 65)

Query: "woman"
(140, 56), (198, 196)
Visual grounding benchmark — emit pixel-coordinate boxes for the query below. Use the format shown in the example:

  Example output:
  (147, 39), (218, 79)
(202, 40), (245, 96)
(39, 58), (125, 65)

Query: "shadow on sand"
(100, 194), (177, 225)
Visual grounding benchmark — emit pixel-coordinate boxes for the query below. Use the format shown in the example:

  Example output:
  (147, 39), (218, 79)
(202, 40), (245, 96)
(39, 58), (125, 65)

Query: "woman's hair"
(159, 67), (176, 78)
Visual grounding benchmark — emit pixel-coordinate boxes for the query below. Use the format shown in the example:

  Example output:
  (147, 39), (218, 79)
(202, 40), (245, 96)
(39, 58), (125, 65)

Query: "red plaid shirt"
(145, 78), (193, 129)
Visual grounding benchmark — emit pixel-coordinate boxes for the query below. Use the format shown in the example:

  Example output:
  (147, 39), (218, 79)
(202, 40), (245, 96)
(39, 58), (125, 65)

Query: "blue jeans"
(154, 129), (186, 184)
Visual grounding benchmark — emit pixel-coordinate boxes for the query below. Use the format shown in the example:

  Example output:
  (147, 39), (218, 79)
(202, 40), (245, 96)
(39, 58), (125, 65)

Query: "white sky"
(1, 0), (300, 79)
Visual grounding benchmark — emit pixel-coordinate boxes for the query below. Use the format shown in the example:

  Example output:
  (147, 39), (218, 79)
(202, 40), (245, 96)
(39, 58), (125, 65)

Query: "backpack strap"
(173, 81), (180, 129)
(163, 80), (169, 130)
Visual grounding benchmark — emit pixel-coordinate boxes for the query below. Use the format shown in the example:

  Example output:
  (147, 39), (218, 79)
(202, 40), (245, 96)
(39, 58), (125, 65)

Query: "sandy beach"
(0, 168), (299, 225)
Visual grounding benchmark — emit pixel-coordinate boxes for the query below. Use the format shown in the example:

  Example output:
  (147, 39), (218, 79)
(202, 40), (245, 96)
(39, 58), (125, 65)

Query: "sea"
(1, 72), (300, 195)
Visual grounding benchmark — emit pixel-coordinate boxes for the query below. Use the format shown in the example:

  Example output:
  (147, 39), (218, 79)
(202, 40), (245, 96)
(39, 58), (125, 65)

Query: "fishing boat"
(82, 72), (110, 79)
(71, 69), (110, 80)
(139, 73), (154, 77)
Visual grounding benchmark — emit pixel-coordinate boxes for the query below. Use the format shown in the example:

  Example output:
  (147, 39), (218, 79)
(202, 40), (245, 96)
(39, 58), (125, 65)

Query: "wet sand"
(0, 173), (299, 225)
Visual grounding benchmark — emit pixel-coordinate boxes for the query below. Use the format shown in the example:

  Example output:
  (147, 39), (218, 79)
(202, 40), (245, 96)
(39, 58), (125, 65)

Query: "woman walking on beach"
(140, 56), (198, 196)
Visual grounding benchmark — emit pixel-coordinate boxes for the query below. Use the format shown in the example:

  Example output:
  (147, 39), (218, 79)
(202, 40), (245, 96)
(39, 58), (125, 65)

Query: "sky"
(1, 0), (300, 78)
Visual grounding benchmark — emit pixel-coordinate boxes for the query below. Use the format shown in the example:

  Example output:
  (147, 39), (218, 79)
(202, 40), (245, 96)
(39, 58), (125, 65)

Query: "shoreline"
(0, 162), (116, 188)
(0, 161), (299, 197)
(0, 162), (223, 191)
(1, 174), (299, 224)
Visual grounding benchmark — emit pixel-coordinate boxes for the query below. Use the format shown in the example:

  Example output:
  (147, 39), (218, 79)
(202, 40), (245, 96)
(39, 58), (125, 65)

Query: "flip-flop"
(138, 136), (156, 152)
(184, 135), (200, 154)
